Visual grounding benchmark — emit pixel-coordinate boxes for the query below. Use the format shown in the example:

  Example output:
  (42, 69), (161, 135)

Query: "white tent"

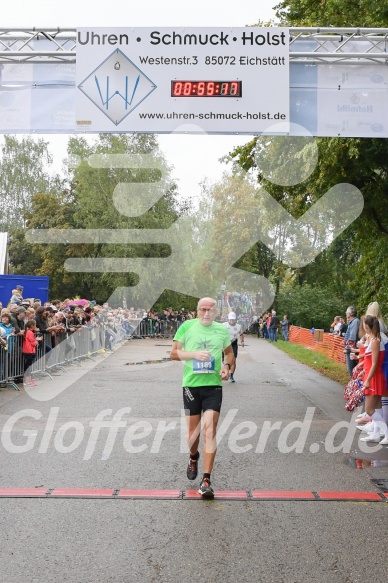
(0, 233), (8, 275)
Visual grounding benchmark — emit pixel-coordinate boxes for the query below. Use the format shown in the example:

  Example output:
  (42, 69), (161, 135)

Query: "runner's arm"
(221, 344), (235, 379)
(170, 340), (211, 362)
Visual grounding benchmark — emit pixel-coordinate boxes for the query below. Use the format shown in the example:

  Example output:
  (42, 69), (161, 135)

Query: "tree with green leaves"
(64, 133), (185, 304)
(231, 131), (388, 316)
(0, 135), (62, 231)
(8, 133), (189, 306)
(274, 0), (388, 27)
(276, 282), (344, 329)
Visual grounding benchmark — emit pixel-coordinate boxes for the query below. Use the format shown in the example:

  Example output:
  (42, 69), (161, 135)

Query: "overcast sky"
(3, 0), (278, 203)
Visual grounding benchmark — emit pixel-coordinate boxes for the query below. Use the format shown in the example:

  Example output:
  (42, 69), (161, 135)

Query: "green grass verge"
(272, 339), (349, 385)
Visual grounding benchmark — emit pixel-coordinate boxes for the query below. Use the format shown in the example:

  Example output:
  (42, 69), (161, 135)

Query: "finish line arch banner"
(316, 64), (388, 137)
(75, 27), (290, 134)
(0, 32), (388, 136)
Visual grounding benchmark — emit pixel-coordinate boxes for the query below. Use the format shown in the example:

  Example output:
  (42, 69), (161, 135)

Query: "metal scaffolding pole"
(0, 27), (387, 64)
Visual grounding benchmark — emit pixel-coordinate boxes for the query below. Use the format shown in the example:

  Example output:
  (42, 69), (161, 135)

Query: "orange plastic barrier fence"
(289, 326), (346, 365)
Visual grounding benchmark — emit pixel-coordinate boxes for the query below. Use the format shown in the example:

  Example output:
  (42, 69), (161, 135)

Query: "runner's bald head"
(197, 297), (216, 311)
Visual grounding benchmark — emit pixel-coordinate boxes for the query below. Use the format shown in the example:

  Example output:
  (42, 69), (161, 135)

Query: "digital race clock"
(171, 80), (242, 97)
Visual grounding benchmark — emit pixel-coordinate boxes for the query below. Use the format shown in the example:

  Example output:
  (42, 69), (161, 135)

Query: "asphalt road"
(0, 336), (387, 583)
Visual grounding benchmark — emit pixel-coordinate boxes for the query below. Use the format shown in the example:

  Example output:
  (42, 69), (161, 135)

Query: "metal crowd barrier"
(6, 336), (25, 390)
(0, 316), (192, 391)
(0, 323), (128, 391)
(130, 319), (182, 339)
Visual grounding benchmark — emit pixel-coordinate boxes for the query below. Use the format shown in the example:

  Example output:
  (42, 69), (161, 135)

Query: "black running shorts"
(183, 386), (223, 416)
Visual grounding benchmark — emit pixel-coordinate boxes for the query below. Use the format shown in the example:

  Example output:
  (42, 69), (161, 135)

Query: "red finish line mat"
(315, 491), (383, 501)
(185, 490), (248, 499)
(0, 488), (386, 501)
(0, 488), (50, 497)
(50, 488), (115, 498)
(117, 489), (181, 499)
(251, 490), (316, 500)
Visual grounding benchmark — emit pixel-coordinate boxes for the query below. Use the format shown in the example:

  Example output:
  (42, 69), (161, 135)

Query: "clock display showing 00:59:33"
(171, 80), (242, 97)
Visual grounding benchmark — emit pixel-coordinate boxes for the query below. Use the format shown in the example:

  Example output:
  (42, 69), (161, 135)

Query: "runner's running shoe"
(186, 454), (199, 480)
(198, 477), (214, 498)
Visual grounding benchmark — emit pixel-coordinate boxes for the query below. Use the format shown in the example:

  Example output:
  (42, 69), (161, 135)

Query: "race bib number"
(193, 357), (215, 373)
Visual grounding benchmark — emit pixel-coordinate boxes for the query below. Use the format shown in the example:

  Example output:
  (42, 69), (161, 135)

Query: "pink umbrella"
(67, 299), (90, 306)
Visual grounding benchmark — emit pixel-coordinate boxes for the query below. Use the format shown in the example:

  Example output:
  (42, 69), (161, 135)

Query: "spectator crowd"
(0, 285), (264, 387)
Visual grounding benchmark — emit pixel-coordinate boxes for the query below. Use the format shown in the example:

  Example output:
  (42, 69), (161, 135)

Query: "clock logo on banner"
(78, 48), (156, 126)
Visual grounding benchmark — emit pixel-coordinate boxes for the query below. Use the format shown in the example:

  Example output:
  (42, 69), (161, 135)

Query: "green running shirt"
(173, 318), (231, 387)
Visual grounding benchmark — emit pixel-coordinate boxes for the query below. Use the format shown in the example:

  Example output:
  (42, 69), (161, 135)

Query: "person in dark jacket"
(10, 306), (26, 337)
(344, 306), (360, 375)
(35, 306), (59, 352)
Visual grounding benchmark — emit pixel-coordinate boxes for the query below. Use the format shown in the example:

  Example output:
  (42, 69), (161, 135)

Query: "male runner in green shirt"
(170, 296), (234, 497)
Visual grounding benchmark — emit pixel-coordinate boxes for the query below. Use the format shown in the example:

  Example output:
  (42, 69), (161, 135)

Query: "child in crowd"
(22, 319), (42, 387)
(357, 315), (388, 444)
(9, 288), (23, 306)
